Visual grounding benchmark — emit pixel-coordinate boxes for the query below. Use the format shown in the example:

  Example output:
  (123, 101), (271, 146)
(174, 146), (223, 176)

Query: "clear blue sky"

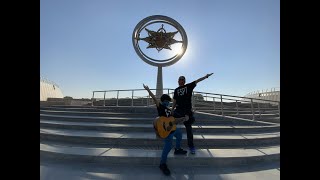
(40, 0), (279, 99)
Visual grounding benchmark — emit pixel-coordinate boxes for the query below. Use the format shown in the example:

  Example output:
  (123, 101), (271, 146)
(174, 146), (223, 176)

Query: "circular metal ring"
(132, 15), (188, 67)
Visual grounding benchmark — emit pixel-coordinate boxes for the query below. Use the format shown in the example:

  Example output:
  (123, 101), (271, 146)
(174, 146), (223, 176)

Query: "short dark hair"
(178, 76), (185, 80)
(160, 94), (171, 102)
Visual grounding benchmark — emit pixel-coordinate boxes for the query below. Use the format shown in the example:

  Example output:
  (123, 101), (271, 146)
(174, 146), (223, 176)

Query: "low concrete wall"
(41, 98), (91, 106)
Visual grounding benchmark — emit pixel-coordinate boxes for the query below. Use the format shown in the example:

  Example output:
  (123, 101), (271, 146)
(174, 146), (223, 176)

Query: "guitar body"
(154, 116), (177, 138)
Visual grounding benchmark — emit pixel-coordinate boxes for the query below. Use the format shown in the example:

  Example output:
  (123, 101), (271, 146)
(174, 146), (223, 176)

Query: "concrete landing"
(41, 160), (280, 180)
(40, 143), (279, 166)
(40, 128), (280, 140)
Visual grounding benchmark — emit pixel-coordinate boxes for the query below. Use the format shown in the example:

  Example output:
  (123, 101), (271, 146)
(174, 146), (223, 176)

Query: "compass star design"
(137, 24), (183, 52)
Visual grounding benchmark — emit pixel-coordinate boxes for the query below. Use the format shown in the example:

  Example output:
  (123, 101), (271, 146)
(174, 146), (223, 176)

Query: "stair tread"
(40, 119), (279, 128)
(40, 128), (280, 139)
(40, 143), (280, 158)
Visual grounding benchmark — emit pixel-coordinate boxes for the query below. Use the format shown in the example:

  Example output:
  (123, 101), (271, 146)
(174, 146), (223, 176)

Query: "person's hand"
(184, 115), (189, 122)
(143, 84), (149, 90)
(206, 73), (214, 78)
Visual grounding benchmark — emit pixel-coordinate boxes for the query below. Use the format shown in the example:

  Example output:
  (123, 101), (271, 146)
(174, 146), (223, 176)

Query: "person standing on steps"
(171, 73), (214, 154)
(143, 84), (188, 176)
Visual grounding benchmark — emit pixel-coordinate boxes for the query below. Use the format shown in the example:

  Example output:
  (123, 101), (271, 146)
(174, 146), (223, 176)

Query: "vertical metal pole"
(156, 66), (163, 99)
(147, 95), (149, 107)
(116, 90), (119, 107)
(251, 98), (255, 120)
(236, 100), (239, 116)
(91, 92), (95, 107)
(213, 97), (215, 111)
(131, 90), (134, 107)
(103, 91), (106, 106)
(220, 95), (224, 117)
(258, 102), (261, 118)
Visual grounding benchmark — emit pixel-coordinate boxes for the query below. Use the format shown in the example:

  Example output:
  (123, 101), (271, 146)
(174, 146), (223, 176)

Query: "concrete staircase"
(40, 105), (280, 179)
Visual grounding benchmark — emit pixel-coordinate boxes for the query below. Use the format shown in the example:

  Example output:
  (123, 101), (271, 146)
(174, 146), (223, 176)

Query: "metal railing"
(245, 87), (280, 102)
(190, 91), (280, 121)
(91, 88), (280, 122)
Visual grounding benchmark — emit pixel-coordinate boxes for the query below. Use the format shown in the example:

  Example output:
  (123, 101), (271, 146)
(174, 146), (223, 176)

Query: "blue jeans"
(160, 128), (182, 164)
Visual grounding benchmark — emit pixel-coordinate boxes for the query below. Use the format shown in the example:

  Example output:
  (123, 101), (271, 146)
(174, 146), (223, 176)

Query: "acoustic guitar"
(153, 116), (186, 138)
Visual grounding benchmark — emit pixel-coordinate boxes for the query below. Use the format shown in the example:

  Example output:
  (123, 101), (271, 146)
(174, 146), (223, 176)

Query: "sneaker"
(159, 163), (171, 176)
(174, 148), (187, 155)
(189, 147), (196, 154)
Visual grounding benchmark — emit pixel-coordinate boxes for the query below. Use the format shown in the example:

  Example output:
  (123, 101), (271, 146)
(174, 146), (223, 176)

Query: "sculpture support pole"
(156, 66), (163, 99)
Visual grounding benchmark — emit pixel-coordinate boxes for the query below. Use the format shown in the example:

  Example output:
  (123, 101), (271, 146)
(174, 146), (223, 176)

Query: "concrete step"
(197, 111), (280, 123)
(40, 119), (280, 134)
(41, 105), (280, 118)
(40, 105), (280, 179)
(41, 106), (279, 112)
(220, 114), (280, 120)
(41, 160), (280, 180)
(41, 106), (99, 111)
(198, 110), (279, 116)
(40, 109), (227, 121)
(40, 113), (268, 126)
(40, 128), (280, 148)
(251, 117), (280, 124)
(40, 109), (157, 118)
(41, 106), (159, 114)
(40, 143), (280, 167)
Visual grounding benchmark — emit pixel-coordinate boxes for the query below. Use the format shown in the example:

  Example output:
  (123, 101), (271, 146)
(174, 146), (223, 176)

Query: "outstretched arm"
(194, 73), (214, 84)
(143, 84), (159, 107)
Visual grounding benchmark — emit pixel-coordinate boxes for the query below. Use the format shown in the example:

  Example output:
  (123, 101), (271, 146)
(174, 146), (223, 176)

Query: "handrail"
(193, 91), (279, 103)
(91, 88), (280, 122)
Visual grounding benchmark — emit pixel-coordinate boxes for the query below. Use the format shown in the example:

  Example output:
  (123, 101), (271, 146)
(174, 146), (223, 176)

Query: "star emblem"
(137, 24), (182, 52)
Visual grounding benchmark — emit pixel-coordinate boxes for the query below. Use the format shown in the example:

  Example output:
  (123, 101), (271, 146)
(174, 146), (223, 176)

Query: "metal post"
(91, 92), (95, 107)
(213, 97), (215, 111)
(131, 90), (134, 107)
(116, 91), (119, 107)
(236, 100), (239, 116)
(220, 95), (224, 117)
(103, 92), (106, 107)
(147, 95), (150, 107)
(258, 102), (261, 118)
(155, 66), (163, 99)
(251, 98), (255, 120)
